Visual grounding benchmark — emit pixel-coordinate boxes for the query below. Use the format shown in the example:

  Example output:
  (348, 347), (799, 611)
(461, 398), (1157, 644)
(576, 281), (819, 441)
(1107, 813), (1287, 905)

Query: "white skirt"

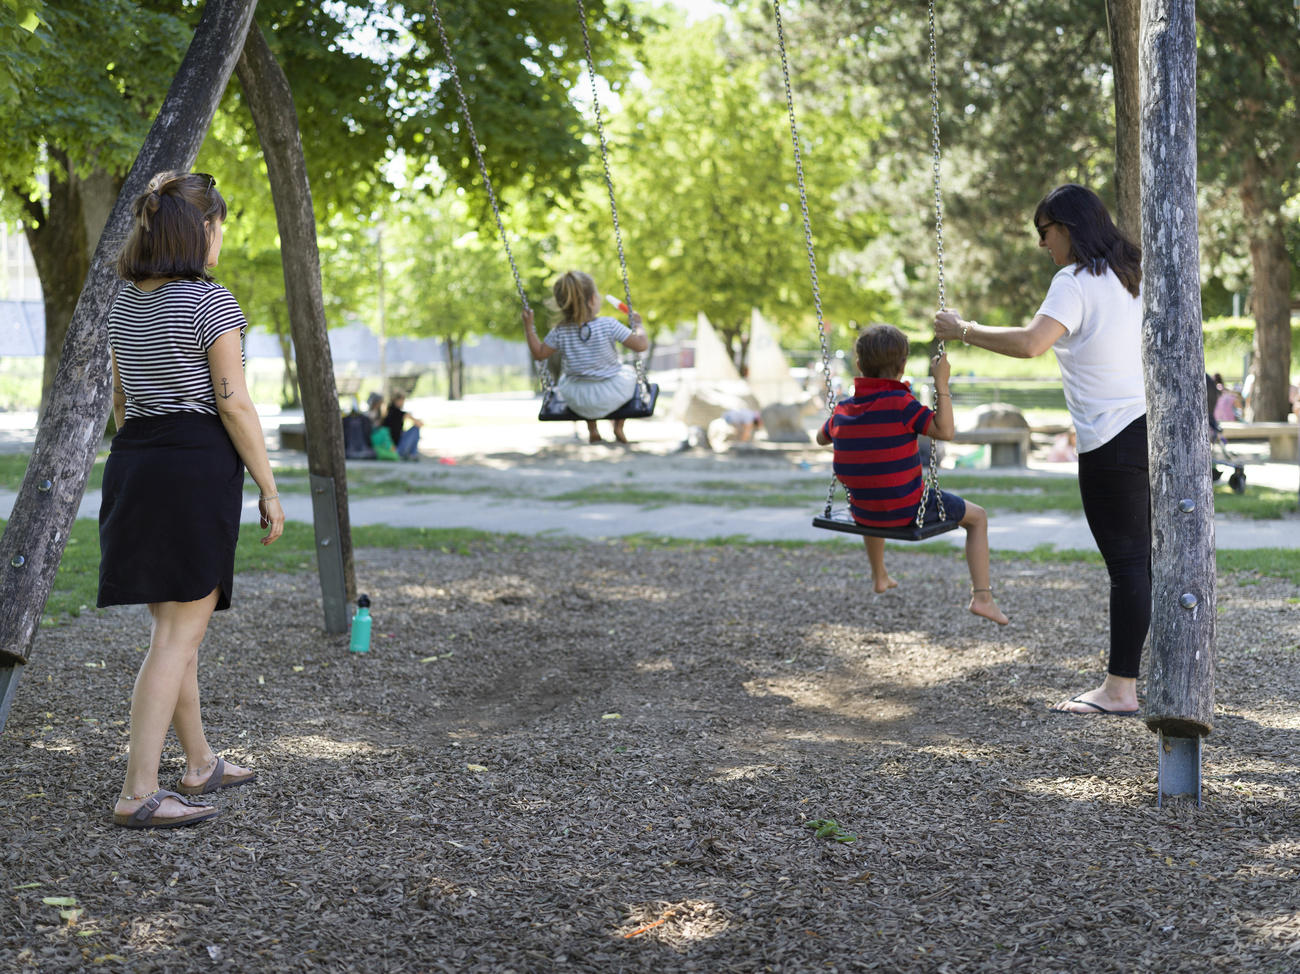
(557, 366), (637, 419)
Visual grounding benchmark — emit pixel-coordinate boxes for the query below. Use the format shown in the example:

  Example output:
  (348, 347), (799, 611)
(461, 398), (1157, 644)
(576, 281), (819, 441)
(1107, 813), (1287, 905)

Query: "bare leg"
(863, 536), (897, 593)
(1051, 674), (1140, 714)
(613, 419), (629, 444)
(172, 649), (252, 788)
(586, 420), (602, 444)
(960, 503), (1008, 625)
(113, 590), (220, 822)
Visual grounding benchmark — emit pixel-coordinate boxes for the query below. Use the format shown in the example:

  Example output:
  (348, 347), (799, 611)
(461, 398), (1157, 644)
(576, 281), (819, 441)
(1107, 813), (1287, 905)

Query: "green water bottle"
(349, 594), (372, 654)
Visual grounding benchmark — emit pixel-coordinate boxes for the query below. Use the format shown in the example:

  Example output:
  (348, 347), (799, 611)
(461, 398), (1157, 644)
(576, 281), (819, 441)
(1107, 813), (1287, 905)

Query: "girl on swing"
(522, 270), (649, 443)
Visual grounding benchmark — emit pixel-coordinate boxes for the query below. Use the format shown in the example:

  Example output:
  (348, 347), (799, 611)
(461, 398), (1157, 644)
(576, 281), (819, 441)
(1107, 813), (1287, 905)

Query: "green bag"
(370, 426), (399, 461)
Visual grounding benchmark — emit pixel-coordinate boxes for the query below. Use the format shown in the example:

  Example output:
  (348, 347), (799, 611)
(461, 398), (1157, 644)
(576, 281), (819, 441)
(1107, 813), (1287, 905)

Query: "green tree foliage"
(1196, 0), (1299, 419)
(582, 10), (891, 366)
(789, 0), (1115, 325)
(378, 188), (529, 399)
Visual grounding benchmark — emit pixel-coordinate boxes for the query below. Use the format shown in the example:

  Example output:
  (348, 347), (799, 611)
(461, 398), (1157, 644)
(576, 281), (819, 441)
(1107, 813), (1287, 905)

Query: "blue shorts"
(919, 489), (966, 527)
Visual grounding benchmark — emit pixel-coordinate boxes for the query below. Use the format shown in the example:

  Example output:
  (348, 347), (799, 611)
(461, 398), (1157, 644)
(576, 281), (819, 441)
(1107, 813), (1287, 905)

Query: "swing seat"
(812, 509), (958, 542)
(538, 383), (659, 422)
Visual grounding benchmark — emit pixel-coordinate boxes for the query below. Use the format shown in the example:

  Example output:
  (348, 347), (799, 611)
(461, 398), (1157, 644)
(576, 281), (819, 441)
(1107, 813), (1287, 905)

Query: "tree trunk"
(445, 336), (462, 400)
(1240, 159), (1293, 422)
(274, 310), (300, 408)
(236, 20), (355, 606)
(1139, 0), (1214, 738)
(1106, 0), (1142, 244)
(25, 158), (122, 419)
(0, 0), (260, 667)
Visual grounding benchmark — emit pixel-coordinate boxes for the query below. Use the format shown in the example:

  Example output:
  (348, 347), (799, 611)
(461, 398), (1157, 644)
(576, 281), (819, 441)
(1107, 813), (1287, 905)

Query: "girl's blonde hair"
(117, 171), (227, 283)
(550, 270), (597, 326)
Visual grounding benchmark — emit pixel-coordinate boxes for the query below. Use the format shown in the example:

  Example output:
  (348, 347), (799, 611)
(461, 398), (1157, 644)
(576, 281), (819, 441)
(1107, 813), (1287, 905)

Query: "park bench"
(1216, 421), (1298, 463)
(950, 427), (1032, 467)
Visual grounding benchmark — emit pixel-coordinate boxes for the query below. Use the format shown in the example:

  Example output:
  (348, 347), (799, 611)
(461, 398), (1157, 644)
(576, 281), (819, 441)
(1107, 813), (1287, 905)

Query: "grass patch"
(0, 453), (107, 492)
(1211, 484), (1299, 519)
(10, 517), (1297, 631)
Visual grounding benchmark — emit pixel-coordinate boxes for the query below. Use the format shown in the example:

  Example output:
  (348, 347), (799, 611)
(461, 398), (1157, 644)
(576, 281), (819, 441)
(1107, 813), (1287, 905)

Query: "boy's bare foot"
(614, 431), (630, 444)
(872, 575), (898, 594)
(969, 588), (1009, 625)
(588, 434), (603, 444)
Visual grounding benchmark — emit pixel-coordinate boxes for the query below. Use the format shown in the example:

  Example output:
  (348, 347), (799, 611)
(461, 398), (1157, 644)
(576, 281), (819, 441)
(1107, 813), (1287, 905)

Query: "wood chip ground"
(2, 540), (1298, 971)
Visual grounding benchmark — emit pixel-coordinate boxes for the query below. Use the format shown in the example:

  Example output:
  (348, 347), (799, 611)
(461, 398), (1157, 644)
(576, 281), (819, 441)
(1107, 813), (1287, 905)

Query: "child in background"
(522, 270), (650, 444)
(816, 324), (1008, 625)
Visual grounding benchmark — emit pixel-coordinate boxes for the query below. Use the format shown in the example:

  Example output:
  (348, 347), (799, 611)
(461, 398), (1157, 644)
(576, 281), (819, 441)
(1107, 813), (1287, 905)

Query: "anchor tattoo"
(218, 379), (235, 400)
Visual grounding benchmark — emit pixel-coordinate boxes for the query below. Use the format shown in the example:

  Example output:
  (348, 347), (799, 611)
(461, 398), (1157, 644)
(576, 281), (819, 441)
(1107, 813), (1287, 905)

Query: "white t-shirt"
(1036, 264), (1146, 452)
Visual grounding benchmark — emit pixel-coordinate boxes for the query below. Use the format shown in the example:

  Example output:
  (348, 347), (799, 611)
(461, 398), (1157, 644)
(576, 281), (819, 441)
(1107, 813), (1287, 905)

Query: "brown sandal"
(113, 790), (218, 829)
(175, 755), (257, 796)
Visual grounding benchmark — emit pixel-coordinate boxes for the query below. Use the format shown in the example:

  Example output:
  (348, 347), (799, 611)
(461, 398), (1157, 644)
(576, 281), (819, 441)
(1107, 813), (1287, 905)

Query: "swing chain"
(575, 0), (649, 398)
(772, 1), (839, 517)
(918, 0), (946, 527)
(430, 0), (561, 397)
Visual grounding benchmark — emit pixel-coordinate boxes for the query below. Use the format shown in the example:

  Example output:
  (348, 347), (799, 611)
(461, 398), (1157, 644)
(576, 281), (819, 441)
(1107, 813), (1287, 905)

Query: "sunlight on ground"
(271, 735), (383, 759)
(711, 763), (781, 782)
(615, 899), (731, 947)
(743, 675), (917, 724)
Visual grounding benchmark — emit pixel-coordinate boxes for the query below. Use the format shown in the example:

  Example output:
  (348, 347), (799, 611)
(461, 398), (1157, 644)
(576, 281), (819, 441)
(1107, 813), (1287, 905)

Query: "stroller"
(1206, 374), (1246, 493)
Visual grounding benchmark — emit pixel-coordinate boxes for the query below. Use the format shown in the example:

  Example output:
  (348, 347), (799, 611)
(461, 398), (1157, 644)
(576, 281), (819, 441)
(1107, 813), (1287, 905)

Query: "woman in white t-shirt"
(522, 270), (650, 444)
(934, 184), (1150, 718)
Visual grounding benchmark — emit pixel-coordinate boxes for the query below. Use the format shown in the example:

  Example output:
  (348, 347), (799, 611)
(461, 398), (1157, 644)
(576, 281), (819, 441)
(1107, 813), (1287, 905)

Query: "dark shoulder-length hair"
(117, 171), (227, 283)
(1034, 184), (1141, 298)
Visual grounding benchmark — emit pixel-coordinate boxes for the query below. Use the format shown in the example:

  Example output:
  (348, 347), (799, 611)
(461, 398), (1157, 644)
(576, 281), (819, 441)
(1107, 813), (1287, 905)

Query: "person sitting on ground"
(722, 408), (762, 443)
(366, 391), (385, 427)
(383, 391), (423, 460)
(522, 270), (650, 444)
(816, 324), (1008, 625)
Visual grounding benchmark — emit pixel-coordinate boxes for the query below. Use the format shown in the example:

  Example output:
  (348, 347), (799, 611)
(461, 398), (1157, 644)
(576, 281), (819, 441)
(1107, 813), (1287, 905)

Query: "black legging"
(1077, 415), (1152, 679)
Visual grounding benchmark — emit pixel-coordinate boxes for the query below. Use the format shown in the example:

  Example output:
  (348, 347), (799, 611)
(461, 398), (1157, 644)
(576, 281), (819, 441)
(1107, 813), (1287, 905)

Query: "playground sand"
(2, 538), (1297, 972)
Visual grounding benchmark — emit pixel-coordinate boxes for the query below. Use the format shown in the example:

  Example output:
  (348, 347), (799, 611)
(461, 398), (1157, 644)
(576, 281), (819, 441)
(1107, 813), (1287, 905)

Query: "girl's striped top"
(107, 279), (247, 420)
(542, 315), (631, 380)
(821, 377), (935, 527)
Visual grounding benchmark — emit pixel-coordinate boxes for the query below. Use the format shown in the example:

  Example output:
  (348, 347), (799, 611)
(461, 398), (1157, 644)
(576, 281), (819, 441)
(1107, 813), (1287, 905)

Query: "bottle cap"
(357, 594), (371, 608)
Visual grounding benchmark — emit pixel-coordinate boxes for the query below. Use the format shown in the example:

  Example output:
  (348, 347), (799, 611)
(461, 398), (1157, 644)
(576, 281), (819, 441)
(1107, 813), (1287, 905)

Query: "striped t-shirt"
(542, 315), (631, 380)
(821, 377), (935, 527)
(107, 279), (247, 420)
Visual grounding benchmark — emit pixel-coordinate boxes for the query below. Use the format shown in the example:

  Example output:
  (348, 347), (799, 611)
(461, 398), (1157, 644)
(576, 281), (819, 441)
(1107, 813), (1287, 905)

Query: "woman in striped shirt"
(522, 270), (650, 443)
(101, 171), (284, 829)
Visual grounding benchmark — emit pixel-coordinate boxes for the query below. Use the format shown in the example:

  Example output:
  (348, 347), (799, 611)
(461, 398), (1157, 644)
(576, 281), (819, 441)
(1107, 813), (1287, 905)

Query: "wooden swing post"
(1139, 0), (1214, 805)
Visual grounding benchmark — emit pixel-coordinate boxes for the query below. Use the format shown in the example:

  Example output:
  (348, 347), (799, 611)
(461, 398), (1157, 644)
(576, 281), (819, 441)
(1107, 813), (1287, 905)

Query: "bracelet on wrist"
(960, 321), (972, 345)
(260, 493), (278, 502)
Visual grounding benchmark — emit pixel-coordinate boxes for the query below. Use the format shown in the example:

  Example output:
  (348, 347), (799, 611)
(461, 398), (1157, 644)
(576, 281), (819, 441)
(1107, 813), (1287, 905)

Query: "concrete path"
(3, 397), (1298, 551)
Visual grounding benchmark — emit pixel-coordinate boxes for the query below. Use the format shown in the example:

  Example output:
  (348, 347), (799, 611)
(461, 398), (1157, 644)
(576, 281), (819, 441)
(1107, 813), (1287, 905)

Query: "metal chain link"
(575, 0), (649, 397)
(429, 0), (558, 395)
(772, 0), (839, 517)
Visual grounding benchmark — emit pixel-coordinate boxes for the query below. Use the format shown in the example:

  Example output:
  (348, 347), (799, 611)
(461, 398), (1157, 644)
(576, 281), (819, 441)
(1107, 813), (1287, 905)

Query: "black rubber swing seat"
(812, 509), (959, 542)
(538, 383), (660, 422)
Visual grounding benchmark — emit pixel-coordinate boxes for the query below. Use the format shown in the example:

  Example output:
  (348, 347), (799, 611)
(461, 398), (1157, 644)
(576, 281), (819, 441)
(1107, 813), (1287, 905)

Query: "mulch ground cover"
(2, 540), (1298, 972)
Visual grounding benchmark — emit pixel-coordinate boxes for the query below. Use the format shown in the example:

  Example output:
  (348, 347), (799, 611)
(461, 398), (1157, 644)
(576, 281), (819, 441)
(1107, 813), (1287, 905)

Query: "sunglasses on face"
(1036, 220), (1058, 242)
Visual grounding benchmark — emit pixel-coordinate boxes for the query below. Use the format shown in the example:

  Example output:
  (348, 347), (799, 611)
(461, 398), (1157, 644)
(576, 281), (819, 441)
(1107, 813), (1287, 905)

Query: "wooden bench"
(1216, 421), (1299, 463)
(279, 423), (307, 452)
(950, 427), (1032, 467)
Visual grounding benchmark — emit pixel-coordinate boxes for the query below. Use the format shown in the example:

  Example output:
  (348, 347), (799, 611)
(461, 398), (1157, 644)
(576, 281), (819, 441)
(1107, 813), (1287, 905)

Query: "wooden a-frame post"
(237, 23), (355, 630)
(1139, 0), (1215, 805)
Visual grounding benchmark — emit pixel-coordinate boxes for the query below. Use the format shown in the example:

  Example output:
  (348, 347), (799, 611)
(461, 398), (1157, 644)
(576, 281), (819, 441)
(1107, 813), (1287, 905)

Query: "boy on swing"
(816, 324), (1008, 625)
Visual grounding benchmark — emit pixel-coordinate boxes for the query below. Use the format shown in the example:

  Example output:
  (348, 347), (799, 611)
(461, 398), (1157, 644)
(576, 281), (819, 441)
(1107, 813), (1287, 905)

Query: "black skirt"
(98, 412), (244, 610)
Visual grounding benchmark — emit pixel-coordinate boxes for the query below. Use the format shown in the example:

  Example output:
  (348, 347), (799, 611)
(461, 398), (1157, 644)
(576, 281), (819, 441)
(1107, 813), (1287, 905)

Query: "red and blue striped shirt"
(821, 377), (935, 527)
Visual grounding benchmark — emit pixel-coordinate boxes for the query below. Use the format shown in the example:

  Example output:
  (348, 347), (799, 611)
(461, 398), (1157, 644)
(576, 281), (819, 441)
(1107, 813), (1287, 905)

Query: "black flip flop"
(1050, 694), (1140, 717)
